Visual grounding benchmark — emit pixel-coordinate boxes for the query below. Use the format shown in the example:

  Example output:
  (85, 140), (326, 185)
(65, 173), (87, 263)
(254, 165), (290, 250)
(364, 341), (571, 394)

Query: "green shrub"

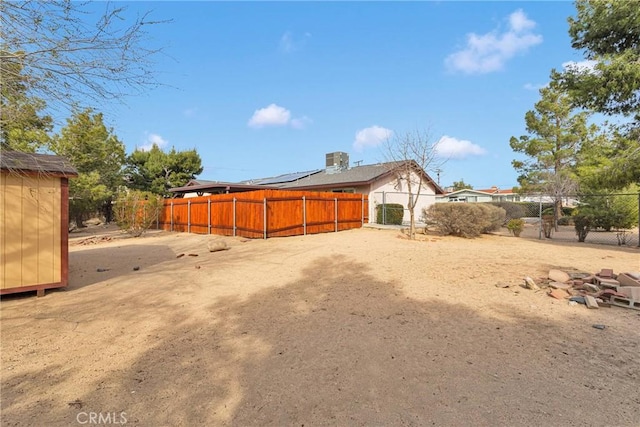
(114, 190), (162, 237)
(423, 203), (506, 238)
(376, 203), (404, 225)
(506, 218), (525, 237)
(557, 216), (572, 226)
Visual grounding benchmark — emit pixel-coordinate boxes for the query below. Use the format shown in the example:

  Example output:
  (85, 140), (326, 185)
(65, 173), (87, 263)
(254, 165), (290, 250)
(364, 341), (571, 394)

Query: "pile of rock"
(524, 269), (640, 310)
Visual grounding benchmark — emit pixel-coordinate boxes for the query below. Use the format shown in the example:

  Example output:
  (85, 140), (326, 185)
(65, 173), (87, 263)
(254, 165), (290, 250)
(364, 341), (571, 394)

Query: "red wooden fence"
(156, 189), (369, 239)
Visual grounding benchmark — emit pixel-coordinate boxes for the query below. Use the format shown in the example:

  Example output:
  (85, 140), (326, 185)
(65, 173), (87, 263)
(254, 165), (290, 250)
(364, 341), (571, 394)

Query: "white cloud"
(562, 59), (598, 73)
(248, 104), (291, 128)
(445, 9), (542, 74)
(139, 133), (168, 151)
(247, 104), (311, 130)
(353, 126), (394, 152)
(435, 136), (486, 159)
(291, 116), (313, 130)
(279, 31), (311, 53)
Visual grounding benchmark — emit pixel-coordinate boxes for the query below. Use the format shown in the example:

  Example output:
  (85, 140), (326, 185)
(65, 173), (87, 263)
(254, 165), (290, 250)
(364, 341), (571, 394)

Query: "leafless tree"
(383, 129), (445, 240)
(0, 1), (168, 111)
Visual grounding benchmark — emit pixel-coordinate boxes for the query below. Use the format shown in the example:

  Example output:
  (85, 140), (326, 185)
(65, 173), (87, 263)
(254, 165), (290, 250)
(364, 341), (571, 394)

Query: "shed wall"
(1, 173), (62, 290)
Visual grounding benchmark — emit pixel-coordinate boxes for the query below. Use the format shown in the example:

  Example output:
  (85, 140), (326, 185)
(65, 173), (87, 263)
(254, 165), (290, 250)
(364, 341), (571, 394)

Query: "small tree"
(114, 190), (162, 237)
(383, 129), (444, 240)
(452, 179), (473, 191)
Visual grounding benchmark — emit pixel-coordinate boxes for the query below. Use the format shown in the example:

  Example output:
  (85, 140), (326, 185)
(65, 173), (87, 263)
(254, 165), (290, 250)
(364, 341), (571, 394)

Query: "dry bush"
(423, 203), (506, 238)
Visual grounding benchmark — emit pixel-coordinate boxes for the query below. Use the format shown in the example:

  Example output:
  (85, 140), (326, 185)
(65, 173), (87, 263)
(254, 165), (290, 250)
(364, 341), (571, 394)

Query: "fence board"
(157, 189), (368, 239)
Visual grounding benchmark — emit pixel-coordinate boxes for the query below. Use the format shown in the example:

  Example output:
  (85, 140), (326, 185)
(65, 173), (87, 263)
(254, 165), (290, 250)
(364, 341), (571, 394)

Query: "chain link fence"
(496, 193), (640, 247)
(372, 190), (640, 247)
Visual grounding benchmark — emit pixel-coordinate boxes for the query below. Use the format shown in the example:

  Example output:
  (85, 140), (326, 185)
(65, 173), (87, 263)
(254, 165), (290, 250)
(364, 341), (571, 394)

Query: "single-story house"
(437, 186), (521, 203)
(170, 152), (445, 224)
(169, 179), (278, 197)
(1, 151), (78, 296)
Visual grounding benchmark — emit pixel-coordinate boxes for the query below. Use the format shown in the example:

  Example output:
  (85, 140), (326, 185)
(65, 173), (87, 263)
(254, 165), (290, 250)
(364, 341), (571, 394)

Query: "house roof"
(168, 160), (445, 195)
(168, 181), (278, 195)
(276, 161), (445, 194)
(439, 188), (496, 197)
(242, 169), (323, 185)
(0, 150), (78, 177)
(441, 187), (517, 197)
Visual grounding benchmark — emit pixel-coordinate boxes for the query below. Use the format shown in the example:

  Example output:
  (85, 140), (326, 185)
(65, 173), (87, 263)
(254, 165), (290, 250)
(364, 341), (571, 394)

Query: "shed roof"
(1, 151), (78, 177)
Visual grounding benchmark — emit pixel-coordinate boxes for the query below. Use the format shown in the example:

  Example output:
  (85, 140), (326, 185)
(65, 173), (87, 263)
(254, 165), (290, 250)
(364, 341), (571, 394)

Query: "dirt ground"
(2, 224), (640, 426)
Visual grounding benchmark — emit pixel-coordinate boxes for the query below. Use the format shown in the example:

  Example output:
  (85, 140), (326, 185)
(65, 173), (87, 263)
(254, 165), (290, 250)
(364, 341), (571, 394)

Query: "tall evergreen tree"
(556, 0), (640, 187)
(125, 144), (203, 197)
(510, 80), (595, 220)
(50, 108), (126, 225)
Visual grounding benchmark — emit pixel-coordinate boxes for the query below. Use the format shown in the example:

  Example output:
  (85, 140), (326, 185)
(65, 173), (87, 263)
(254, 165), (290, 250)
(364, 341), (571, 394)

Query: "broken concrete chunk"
(593, 277), (620, 288)
(208, 240), (229, 252)
(597, 268), (614, 278)
(548, 289), (570, 300)
(524, 277), (540, 290)
(616, 273), (640, 288)
(584, 295), (599, 309)
(548, 269), (571, 283)
(581, 283), (600, 293)
(618, 287), (640, 300)
(549, 282), (572, 290)
(569, 296), (586, 305)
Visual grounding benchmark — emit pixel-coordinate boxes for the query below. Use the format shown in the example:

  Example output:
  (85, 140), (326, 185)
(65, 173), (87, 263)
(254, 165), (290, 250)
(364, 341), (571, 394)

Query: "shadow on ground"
(2, 254), (639, 426)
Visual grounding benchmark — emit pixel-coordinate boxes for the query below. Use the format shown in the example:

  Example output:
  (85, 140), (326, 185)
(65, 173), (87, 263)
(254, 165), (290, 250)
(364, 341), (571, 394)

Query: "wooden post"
(382, 191), (386, 224)
(361, 194), (364, 226)
(170, 201), (174, 232)
(207, 198), (211, 235)
(233, 197), (237, 237)
(263, 198), (267, 239)
(187, 199), (191, 233)
(303, 196), (307, 235)
(334, 197), (338, 232)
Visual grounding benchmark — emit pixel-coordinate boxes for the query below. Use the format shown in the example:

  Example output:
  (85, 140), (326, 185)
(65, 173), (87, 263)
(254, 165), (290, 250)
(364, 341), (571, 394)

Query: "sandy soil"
(2, 225), (640, 427)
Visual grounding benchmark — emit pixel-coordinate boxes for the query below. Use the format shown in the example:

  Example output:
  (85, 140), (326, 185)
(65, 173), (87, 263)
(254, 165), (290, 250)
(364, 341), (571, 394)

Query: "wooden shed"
(1, 151), (78, 296)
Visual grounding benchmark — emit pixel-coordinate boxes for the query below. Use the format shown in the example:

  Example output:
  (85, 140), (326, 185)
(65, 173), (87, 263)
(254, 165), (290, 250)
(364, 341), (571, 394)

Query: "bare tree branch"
(0, 0), (170, 111)
(383, 129), (446, 239)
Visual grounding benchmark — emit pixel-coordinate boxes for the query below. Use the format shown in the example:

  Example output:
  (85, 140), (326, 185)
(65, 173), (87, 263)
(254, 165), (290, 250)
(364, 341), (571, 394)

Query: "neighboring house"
(170, 152), (445, 224)
(1, 151), (78, 296)
(169, 179), (277, 197)
(437, 186), (521, 203)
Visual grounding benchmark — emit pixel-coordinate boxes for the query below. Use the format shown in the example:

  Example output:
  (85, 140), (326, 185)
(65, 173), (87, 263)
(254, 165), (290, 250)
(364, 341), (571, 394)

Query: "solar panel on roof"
(255, 169), (322, 185)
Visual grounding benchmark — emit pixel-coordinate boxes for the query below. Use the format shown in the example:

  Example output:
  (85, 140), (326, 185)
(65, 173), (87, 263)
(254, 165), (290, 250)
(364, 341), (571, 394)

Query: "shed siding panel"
(21, 176), (40, 286)
(2, 175), (24, 288)
(0, 174), (61, 289)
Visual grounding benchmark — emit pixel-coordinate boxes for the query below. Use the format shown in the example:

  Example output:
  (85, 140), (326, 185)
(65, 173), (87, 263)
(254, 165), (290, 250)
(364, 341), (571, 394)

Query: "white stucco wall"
(368, 172), (438, 224)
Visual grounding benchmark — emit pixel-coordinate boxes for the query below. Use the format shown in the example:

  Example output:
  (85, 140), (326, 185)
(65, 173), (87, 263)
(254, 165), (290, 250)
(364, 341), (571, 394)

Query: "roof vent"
(325, 152), (349, 174)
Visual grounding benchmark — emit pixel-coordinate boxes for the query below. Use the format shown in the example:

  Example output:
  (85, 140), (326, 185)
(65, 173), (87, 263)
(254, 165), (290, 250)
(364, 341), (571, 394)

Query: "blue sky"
(98, 1), (588, 190)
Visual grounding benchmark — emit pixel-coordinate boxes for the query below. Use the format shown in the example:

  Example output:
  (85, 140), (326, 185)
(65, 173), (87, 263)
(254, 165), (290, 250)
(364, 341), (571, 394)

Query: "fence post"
(170, 200), (174, 232)
(538, 196), (542, 240)
(335, 197), (338, 232)
(361, 194), (364, 226)
(382, 191), (386, 224)
(156, 204), (159, 230)
(263, 198), (267, 239)
(302, 196), (307, 235)
(187, 199), (191, 233)
(207, 198), (211, 235)
(637, 192), (640, 247)
(233, 197), (237, 237)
